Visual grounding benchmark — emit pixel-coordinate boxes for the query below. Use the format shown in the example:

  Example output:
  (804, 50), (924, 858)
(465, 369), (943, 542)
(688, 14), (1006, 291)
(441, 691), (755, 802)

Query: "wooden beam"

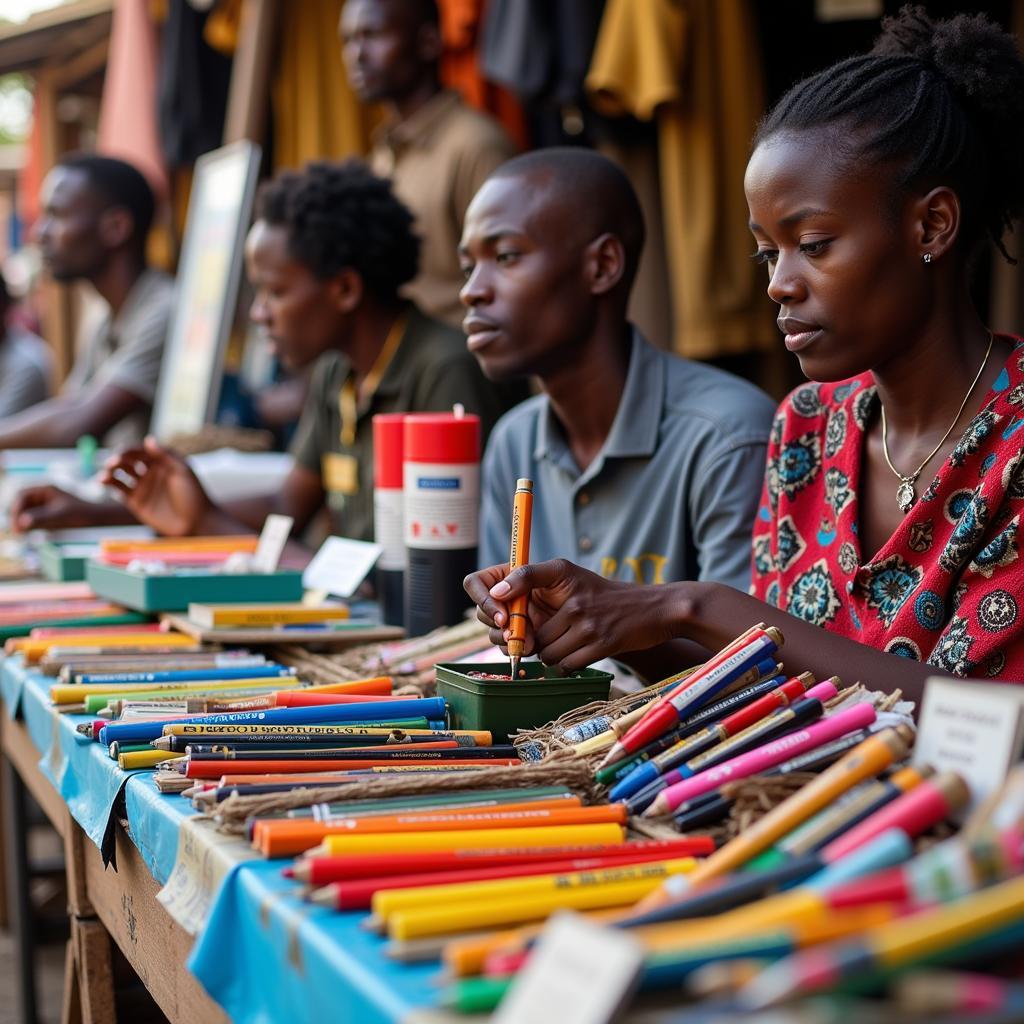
(51, 37), (110, 91)
(223, 0), (279, 145)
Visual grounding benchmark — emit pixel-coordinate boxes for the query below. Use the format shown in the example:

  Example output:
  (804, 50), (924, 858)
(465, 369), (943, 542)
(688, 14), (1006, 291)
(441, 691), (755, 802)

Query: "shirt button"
(846, 581), (855, 594)
(578, 536), (593, 553)
(577, 492), (591, 506)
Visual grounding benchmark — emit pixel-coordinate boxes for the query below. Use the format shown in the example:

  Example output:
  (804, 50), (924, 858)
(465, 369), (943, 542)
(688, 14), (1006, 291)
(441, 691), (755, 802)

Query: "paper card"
(253, 514), (294, 573)
(492, 911), (645, 1024)
(302, 536), (382, 598)
(914, 676), (1024, 812)
(815, 0), (882, 20)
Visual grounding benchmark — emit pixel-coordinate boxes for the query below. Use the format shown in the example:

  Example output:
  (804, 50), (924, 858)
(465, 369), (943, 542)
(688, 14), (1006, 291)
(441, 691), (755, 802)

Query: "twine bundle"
(207, 749), (603, 834)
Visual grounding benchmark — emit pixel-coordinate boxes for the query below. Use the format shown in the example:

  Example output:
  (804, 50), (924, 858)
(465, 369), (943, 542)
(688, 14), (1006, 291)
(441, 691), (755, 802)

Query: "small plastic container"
(39, 542), (96, 581)
(435, 661), (613, 743)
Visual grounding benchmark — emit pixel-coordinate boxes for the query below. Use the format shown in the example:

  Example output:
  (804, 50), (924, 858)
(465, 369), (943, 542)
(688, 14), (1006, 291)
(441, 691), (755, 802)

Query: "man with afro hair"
(13, 161), (522, 543)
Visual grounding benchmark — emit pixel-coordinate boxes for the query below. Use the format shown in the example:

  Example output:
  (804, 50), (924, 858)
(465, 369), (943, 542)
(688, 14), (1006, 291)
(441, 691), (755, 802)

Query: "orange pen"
(506, 478), (534, 678)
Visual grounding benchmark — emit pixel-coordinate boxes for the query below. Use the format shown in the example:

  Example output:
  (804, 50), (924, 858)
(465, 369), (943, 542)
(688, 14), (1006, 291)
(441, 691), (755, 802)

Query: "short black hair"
(489, 147), (646, 292)
(55, 153), (156, 243)
(755, 5), (1024, 263)
(255, 159), (420, 303)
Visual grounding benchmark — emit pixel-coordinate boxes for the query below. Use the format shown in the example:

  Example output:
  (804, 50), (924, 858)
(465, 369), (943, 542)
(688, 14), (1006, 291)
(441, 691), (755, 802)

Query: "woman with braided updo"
(465, 6), (1024, 701)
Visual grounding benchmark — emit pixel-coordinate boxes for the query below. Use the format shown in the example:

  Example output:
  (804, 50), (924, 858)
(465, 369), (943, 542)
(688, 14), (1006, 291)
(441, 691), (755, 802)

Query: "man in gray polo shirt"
(460, 149), (775, 592)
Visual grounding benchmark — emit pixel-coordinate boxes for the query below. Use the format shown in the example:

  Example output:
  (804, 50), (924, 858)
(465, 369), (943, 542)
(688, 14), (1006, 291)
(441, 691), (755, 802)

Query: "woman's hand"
(99, 438), (212, 537)
(464, 558), (677, 671)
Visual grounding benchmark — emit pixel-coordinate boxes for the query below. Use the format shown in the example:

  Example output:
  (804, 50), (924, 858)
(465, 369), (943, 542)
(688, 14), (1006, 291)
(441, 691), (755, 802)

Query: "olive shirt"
(480, 331), (776, 591)
(290, 306), (522, 542)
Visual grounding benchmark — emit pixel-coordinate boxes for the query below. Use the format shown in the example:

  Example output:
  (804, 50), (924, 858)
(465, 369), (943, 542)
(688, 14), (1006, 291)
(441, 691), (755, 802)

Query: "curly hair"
(755, 5), (1024, 263)
(255, 159), (420, 302)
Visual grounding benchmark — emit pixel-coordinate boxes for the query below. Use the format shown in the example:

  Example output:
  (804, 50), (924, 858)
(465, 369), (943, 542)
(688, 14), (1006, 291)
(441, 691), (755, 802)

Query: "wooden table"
(1, 712), (227, 1024)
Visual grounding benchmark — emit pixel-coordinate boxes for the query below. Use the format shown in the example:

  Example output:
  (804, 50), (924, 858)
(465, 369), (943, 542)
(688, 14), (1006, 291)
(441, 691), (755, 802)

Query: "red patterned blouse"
(750, 337), (1024, 681)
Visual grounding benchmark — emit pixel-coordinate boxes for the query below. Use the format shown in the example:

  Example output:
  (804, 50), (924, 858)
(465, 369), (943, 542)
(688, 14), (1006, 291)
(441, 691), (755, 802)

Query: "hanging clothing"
(157, 0), (233, 167)
(750, 338), (1024, 681)
(585, 0), (777, 360)
(272, 0), (376, 170)
(438, 0), (529, 149)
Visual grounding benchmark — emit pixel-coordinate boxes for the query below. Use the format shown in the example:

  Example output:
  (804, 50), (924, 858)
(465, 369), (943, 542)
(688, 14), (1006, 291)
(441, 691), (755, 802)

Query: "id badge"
(322, 452), (359, 495)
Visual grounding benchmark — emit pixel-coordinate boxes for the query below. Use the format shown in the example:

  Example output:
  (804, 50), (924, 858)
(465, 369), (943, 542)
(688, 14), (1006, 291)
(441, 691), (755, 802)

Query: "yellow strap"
(339, 312), (408, 447)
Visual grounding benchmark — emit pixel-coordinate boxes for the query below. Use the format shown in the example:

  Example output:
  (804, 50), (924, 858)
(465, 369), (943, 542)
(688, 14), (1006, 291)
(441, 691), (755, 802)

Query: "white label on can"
(403, 461), (479, 549)
(374, 489), (406, 570)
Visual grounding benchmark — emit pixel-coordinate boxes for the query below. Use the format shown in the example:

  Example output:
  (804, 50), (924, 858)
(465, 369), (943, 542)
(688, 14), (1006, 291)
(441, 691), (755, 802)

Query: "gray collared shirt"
(480, 331), (776, 590)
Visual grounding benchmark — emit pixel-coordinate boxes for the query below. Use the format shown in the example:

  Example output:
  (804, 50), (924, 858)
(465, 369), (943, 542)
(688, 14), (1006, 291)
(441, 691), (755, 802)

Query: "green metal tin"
(434, 661), (613, 743)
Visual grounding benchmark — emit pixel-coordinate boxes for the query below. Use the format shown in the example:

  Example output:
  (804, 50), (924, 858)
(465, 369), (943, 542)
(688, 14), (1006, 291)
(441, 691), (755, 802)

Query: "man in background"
(341, 0), (514, 326)
(0, 154), (172, 450)
(0, 272), (51, 419)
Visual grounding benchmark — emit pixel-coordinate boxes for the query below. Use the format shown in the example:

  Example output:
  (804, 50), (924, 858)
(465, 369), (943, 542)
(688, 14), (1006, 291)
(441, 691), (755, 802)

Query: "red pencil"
(308, 848), (707, 910)
(273, 691), (416, 707)
(285, 837), (716, 884)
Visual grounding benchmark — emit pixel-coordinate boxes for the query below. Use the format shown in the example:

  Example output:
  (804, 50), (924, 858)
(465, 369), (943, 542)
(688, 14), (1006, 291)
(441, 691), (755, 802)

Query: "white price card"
(493, 911), (645, 1024)
(253, 514), (294, 572)
(302, 536), (382, 598)
(915, 675), (1024, 814)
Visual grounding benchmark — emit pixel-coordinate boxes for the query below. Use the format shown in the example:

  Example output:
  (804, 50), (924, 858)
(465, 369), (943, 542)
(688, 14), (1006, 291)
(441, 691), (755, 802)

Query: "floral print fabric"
(750, 337), (1024, 680)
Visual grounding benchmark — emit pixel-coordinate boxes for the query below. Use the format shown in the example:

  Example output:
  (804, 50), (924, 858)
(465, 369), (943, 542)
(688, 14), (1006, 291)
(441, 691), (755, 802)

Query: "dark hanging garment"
(158, 0), (234, 167)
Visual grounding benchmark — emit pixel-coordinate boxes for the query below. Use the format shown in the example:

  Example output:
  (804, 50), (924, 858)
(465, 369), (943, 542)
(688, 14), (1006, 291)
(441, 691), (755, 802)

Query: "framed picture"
(150, 140), (261, 441)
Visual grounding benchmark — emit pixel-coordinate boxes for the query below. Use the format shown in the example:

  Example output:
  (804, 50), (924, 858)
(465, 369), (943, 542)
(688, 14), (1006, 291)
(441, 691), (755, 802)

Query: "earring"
(923, 253), (933, 264)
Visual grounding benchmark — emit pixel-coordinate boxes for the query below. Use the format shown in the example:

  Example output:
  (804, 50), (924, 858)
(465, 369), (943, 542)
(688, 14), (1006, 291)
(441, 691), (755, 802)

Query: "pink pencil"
(644, 703), (877, 816)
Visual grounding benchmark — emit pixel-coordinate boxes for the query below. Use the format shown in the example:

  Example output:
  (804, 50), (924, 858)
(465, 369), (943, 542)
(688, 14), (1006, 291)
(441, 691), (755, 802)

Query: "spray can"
(373, 413), (406, 627)
(402, 410), (480, 636)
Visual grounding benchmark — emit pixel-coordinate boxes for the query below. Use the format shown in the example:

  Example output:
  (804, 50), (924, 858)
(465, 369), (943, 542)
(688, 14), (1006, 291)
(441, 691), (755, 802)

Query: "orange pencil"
(255, 801), (616, 857)
(21, 631), (197, 663)
(100, 534), (258, 553)
(296, 677), (393, 696)
(505, 478), (533, 677)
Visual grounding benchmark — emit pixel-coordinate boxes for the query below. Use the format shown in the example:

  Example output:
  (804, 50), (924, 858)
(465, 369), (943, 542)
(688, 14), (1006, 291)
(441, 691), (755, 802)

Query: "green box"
(85, 561), (304, 613)
(435, 661), (613, 743)
(39, 542), (97, 581)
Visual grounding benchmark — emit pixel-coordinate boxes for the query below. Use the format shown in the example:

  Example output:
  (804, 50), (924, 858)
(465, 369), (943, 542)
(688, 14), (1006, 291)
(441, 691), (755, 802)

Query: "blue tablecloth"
(0, 656), (445, 1024)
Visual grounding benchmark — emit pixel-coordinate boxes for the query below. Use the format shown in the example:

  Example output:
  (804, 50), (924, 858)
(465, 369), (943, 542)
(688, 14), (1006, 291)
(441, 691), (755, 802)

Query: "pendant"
(896, 479), (917, 514)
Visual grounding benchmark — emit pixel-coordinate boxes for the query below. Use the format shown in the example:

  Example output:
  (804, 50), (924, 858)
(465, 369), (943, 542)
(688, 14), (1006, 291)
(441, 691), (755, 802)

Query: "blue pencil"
(98, 697), (447, 746)
(75, 665), (290, 684)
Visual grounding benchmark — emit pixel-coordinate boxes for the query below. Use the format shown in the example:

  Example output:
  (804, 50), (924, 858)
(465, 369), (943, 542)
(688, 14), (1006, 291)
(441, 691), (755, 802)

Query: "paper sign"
(914, 676), (1024, 812)
(157, 816), (258, 935)
(302, 536), (382, 598)
(253, 514), (294, 573)
(815, 0), (882, 20)
(492, 911), (644, 1024)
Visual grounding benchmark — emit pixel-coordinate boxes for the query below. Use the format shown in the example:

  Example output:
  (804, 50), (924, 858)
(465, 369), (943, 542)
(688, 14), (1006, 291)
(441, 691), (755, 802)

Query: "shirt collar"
(362, 304), (416, 401)
(533, 329), (665, 465)
(372, 90), (463, 152)
(108, 268), (163, 337)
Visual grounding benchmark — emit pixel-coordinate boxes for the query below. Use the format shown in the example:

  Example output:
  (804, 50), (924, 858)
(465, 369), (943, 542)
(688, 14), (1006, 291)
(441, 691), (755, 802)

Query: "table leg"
(3, 752), (38, 1024)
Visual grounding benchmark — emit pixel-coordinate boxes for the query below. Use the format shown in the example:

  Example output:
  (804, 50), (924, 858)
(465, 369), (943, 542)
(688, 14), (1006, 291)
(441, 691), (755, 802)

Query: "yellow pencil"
(371, 857), (698, 921)
(388, 877), (671, 940)
(313, 822), (625, 858)
(22, 632), (197, 663)
(50, 677), (302, 703)
(118, 749), (186, 770)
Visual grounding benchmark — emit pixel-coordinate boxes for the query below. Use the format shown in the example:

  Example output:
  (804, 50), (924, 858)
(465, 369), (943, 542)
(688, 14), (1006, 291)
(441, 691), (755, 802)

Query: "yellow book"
(100, 535), (258, 553)
(317, 823), (624, 857)
(187, 602), (351, 627)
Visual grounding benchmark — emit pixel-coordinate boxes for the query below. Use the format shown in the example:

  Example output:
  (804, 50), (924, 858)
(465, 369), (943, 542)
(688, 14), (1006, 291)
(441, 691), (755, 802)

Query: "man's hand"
(464, 558), (676, 671)
(10, 486), (114, 532)
(99, 437), (213, 537)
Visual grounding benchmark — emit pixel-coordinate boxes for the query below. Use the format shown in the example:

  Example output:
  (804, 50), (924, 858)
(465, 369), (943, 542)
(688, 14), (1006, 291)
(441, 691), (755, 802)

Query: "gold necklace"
(880, 332), (994, 515)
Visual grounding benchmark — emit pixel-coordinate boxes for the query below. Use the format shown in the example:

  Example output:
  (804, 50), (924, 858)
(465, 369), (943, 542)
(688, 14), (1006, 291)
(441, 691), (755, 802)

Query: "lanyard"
(338, 312), (407, 447)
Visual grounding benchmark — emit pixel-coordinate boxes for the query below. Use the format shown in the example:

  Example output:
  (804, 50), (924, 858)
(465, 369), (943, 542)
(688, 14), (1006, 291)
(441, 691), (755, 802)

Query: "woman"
(464, 7), (1024, 703)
